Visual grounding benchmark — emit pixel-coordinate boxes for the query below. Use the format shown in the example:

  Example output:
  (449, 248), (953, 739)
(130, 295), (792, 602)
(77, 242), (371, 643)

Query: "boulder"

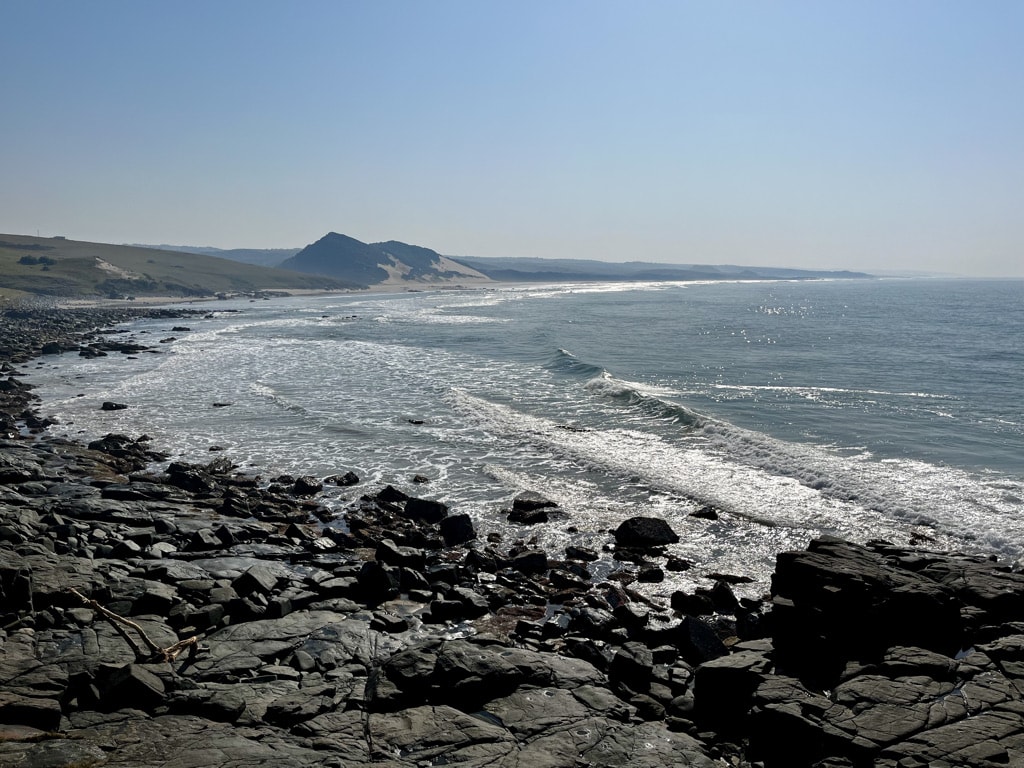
(356, 561), (400, 605)
(326, 471), (360, 486)
(292, 475), (323, 495)
(507, 506), (549, 525)
(508, 491), (558, 523)
(98, 663), (167, 712)
(439, 512), (475, 546)
(672, 591), (715, 616)
(510, 549), (548, 574)
(673, 616), (729, 665)
(375, 539), (426, 570)
(566, 545), (599, 562)
(512, 490), (558, 511)
(402, 497), (448, 524)
(693, 647), (772, 729)
(369, 704), (514, 764)
(638, 565), (664, 583)
(375, 485), (408, 504)
(770, 538), (963, 683)
(747, 645), (1024, 767)
(609, 641), (655, 689)
(613, 516), (679, 548)
(263, 683), (336, 727)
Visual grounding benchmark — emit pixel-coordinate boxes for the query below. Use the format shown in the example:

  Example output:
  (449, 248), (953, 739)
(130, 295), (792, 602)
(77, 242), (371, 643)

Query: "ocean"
(29, 278), (1024, 600)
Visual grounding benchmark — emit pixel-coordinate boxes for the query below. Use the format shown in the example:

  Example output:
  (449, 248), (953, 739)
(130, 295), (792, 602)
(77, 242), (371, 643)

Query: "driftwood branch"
(67, 587), (199, 663)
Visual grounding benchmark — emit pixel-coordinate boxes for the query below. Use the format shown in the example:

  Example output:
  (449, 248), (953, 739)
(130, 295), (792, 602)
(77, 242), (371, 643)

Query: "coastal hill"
(278, 232), (492, 286)
(0, 234), (358, 302)
(130, 244), (300, 268)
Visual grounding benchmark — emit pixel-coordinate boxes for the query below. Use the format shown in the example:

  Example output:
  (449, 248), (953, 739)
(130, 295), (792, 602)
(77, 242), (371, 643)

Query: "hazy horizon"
(2, 2), (1021, 277)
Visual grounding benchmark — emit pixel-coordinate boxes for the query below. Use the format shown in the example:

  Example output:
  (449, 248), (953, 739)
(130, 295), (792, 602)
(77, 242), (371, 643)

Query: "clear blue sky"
(2, 1), (1021, 276)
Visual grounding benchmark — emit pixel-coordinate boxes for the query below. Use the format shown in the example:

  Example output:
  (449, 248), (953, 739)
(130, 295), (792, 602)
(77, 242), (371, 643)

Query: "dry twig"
(67, 587), (198, 662)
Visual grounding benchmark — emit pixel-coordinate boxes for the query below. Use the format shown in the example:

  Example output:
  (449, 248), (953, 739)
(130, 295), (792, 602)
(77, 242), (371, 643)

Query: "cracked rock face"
(739, 539), (1024, 767)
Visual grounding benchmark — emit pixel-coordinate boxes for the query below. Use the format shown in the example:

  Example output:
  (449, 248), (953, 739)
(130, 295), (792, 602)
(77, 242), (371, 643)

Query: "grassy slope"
(0, 234), (360, 299)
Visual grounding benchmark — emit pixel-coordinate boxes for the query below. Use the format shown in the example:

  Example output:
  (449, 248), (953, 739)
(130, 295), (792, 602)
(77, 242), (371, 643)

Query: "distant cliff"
(448, 255), (874, 283)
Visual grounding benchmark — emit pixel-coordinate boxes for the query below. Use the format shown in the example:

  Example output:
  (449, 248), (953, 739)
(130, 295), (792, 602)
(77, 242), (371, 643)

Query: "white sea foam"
(450, 388), (1024, 562)
(585, 371), (686, 399)
(27, 279), (1024, 597)
(712, 383), (953, 400)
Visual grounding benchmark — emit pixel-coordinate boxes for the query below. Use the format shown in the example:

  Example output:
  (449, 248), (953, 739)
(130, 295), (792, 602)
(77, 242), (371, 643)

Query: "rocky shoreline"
(2, 307), (1023, 767)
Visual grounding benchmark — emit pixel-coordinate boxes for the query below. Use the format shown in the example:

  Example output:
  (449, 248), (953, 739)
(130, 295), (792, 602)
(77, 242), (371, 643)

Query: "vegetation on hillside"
(0, 235), (361, 300)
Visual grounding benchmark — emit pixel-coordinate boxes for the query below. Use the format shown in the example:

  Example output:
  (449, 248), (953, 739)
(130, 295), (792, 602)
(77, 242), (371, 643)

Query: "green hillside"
(0, 234), (360, 301)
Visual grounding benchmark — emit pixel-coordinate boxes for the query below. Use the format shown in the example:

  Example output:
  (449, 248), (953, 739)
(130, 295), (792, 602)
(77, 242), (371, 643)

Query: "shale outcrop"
(1, 307), (1023, 767)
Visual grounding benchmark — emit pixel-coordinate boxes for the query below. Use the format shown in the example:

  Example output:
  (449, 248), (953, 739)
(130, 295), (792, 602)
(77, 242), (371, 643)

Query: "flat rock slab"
(364, 704), (715, 768)
(0, 713), (330, 768)
(750, 646), (1024, 766)
(371, 704), (517, 765)
(188, 610), (402, 682)
(877, 701), (1024, 766)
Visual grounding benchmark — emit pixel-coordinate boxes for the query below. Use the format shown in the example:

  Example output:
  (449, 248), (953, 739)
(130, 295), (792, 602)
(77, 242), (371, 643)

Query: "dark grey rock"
(674, 616), (729, 665)
(232, 564), (280, 597)
(425, 599), (468, 624)
(609, 641), (655, 689)
(512, 491), (559, 512)
(508, 506), (550, 524)
(693, 647), (772, 728)
(771, 538), (965, 684)
(375, 538), (426, 570)
(613, 516), (679, 548)
(369, 704), (514, 765)
(0, 690), (63, 730)
(439, 512), (475, 546)
(672, 591), (715, 616)
(99, 663), (167, 711)
(510, 549), (548, 574)
(292, 475), (323, 495)
(375, 485), (408, 504)
(369, 611), (410, 634)
(356, 560), (400, 605)
(326, 470), (360, 486)
(264, 682), (336, 726)
(402, 497), (448, 523)
(637, 564), (664, 583)
(565, 545), (599, 562)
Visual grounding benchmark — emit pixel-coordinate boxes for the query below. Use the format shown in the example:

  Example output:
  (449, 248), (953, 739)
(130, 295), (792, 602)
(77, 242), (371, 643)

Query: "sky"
(2, 2), (1022, 277)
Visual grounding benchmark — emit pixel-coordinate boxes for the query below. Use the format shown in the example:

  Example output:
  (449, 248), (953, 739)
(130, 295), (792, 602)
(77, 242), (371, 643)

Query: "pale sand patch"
(54, 295), (220, 309)
(94, 258), (143, 280)
(53, 292), (342, 310)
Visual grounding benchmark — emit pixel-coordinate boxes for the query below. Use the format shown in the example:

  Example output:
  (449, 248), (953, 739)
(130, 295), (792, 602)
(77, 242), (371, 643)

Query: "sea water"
(28, 278), (1024, 599)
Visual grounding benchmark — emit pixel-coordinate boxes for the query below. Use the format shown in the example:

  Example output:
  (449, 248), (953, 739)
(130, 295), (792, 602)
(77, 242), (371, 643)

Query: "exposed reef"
(1, 307), (1022, 767)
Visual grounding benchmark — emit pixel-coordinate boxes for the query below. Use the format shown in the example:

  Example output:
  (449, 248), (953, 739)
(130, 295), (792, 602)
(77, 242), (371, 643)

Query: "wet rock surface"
(2, 307), (1024, 767)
